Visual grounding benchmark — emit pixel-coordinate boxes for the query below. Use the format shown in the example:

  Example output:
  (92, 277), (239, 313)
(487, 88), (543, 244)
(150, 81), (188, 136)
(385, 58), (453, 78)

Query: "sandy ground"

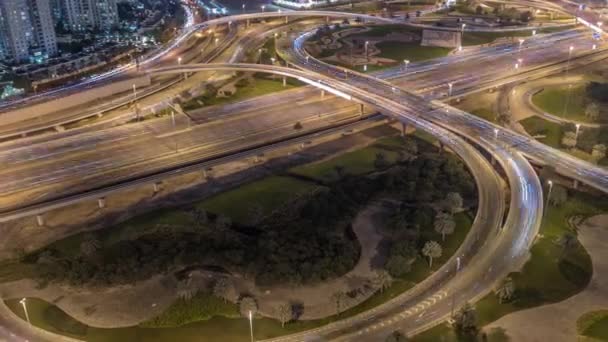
(486, 214), (608, 342)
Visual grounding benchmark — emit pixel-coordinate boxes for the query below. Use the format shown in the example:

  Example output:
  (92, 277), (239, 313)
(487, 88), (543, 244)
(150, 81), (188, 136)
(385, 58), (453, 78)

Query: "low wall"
(0, 75), (152, 126)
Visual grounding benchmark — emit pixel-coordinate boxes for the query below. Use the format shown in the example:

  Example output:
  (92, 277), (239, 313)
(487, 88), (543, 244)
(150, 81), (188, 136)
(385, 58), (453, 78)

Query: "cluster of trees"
(379, 142), (474, 278)
(27, 136), (475, 290)
(560, 122), (608, 163)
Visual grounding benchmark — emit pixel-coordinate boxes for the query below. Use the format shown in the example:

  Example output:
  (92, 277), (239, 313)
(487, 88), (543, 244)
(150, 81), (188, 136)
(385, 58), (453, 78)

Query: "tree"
(215, 214), (232, 230)
(434, 212), (456, 241)
(422, 241), (442, 268)
(475, 5), (483, 14)
(277, 303), (292, 328)
(558, 232), (577, 259)
(385, 330), (408, 342)
(494, 277), (515, 303)
(561, 131), (577, 149)
(205, 83), (218, 97)
(402, 138), (418, 156)
(293, 121), (303, 130)
(585, 102), (600, 121)
(386, 255), (412, 277)
(247, 204), (265, 226)
(445, 192), (463, 214)
(453, 302), (478, 334)
(176, 278), (196, 300)
(331, 291), (348, 315)
(373, 271), (392, 293)
(334, 165), (346, 179)
(374, 152), (389, 169)
(239, 296), (258, 317)
(213, 277), (233, 303)
(591, 144), (607, 162)
(549, 185), (568, 207)
(80, 235), (100, 257)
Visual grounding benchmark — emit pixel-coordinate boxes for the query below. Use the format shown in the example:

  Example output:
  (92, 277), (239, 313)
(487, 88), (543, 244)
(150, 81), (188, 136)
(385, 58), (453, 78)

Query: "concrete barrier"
(0, 75), (152, 126)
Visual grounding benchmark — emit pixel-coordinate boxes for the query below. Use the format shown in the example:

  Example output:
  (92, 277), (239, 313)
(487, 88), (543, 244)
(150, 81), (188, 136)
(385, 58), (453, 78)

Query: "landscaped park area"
(0, 130), (480, 341)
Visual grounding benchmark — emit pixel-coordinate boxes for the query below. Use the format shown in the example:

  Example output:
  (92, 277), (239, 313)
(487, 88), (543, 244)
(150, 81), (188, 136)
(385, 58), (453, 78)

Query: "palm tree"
(239, 296), (258, 317)
(495, 277), (515, 303)
(213, 277), (232, 303)
(585, 102), (599, 121)
(591, 144), (607, 162)
(373, 271), (392, 293)
(561, 131), (577, 150)
(434, 212), (456, 241)
(445, 192), (463, 214)
(176, 278), (196, 301)
(453, 302), (477, 333)
(422, 241), (442, 268)
(277, 303), (292, 328)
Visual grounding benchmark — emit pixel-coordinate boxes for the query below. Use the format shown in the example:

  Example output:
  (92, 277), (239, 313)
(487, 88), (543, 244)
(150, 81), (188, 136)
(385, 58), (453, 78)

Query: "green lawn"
(182, 77), (300, 111)
(474, 190), (604, 326)
(199, 176), (320, 224)
(411, 323), (509, 342)
(289, 136), (404, 182)
(531, 84), (591, 122)
(577, 310), (608, 340)
(406, 212), (473, 282)
(376, 41), (452, 63)
(411, 189), (607, 340)
(520, 116), (563, 149)
(470, 108), (497, 123)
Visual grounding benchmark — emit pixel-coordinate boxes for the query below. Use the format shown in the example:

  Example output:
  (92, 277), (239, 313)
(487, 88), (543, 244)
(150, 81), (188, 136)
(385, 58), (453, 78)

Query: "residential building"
(0, 0), (58, 63)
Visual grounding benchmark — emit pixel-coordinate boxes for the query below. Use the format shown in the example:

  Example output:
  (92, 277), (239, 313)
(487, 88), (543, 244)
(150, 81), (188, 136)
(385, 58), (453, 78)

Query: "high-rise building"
(62, 0), (118, 32)
(0, 0), (58, 63)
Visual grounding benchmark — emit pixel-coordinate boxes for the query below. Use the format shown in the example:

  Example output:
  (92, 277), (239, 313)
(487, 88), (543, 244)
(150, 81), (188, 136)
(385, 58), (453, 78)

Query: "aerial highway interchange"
(0, 0), (606, 341)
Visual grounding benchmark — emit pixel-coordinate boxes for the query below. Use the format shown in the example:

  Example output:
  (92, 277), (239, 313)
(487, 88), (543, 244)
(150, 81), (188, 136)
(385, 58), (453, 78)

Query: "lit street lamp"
(575, 123), (581, 139)
(544, 180), (554, 219)
(261, 5), (266, 12)
(518, 38), (525, 53)
(403, 59), (410, 72)
(248, 310), (254, 342)
(494, 128), (499, 140)
(566, 45), (574, 74)
(19, 298), (30, 326)
(448, 82), (453, 96)
(365, 41), (369, 58)
(461, 23), (466, 42)
(242, 3), (246, 13)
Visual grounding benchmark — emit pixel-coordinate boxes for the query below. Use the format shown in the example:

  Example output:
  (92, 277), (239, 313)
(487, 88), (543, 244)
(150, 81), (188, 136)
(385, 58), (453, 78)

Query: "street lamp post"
(19, 298), (30, 326)
(518, 38), (525, 53)
(261, 5), (265, 12)
(544, 180), (553, 219)
(575, 123), (581, 139)
(403, 59), (410, 72)
(448, 82), (453, 97)
(563, 84), (573, 117)
(248, 310), (254, 342)
(258, 49), (263, 64)
(242, 3), (245, 13)
(566, 45), (574, 75)
(461, 23), (466, 41)
(365, 41), (369, 58)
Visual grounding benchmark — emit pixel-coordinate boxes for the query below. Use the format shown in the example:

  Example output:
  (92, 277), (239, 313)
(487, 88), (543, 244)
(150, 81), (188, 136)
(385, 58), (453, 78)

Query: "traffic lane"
(0, 103), (364, 208)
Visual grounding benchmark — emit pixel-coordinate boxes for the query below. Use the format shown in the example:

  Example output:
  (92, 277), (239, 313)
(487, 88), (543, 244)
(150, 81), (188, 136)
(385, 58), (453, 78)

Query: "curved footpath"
(508, 75), (605, 128)
(487, 214), (608, 342)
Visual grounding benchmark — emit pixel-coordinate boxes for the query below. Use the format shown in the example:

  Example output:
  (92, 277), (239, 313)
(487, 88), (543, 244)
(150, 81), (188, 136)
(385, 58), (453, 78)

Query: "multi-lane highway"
(0, 1), (606, 341)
